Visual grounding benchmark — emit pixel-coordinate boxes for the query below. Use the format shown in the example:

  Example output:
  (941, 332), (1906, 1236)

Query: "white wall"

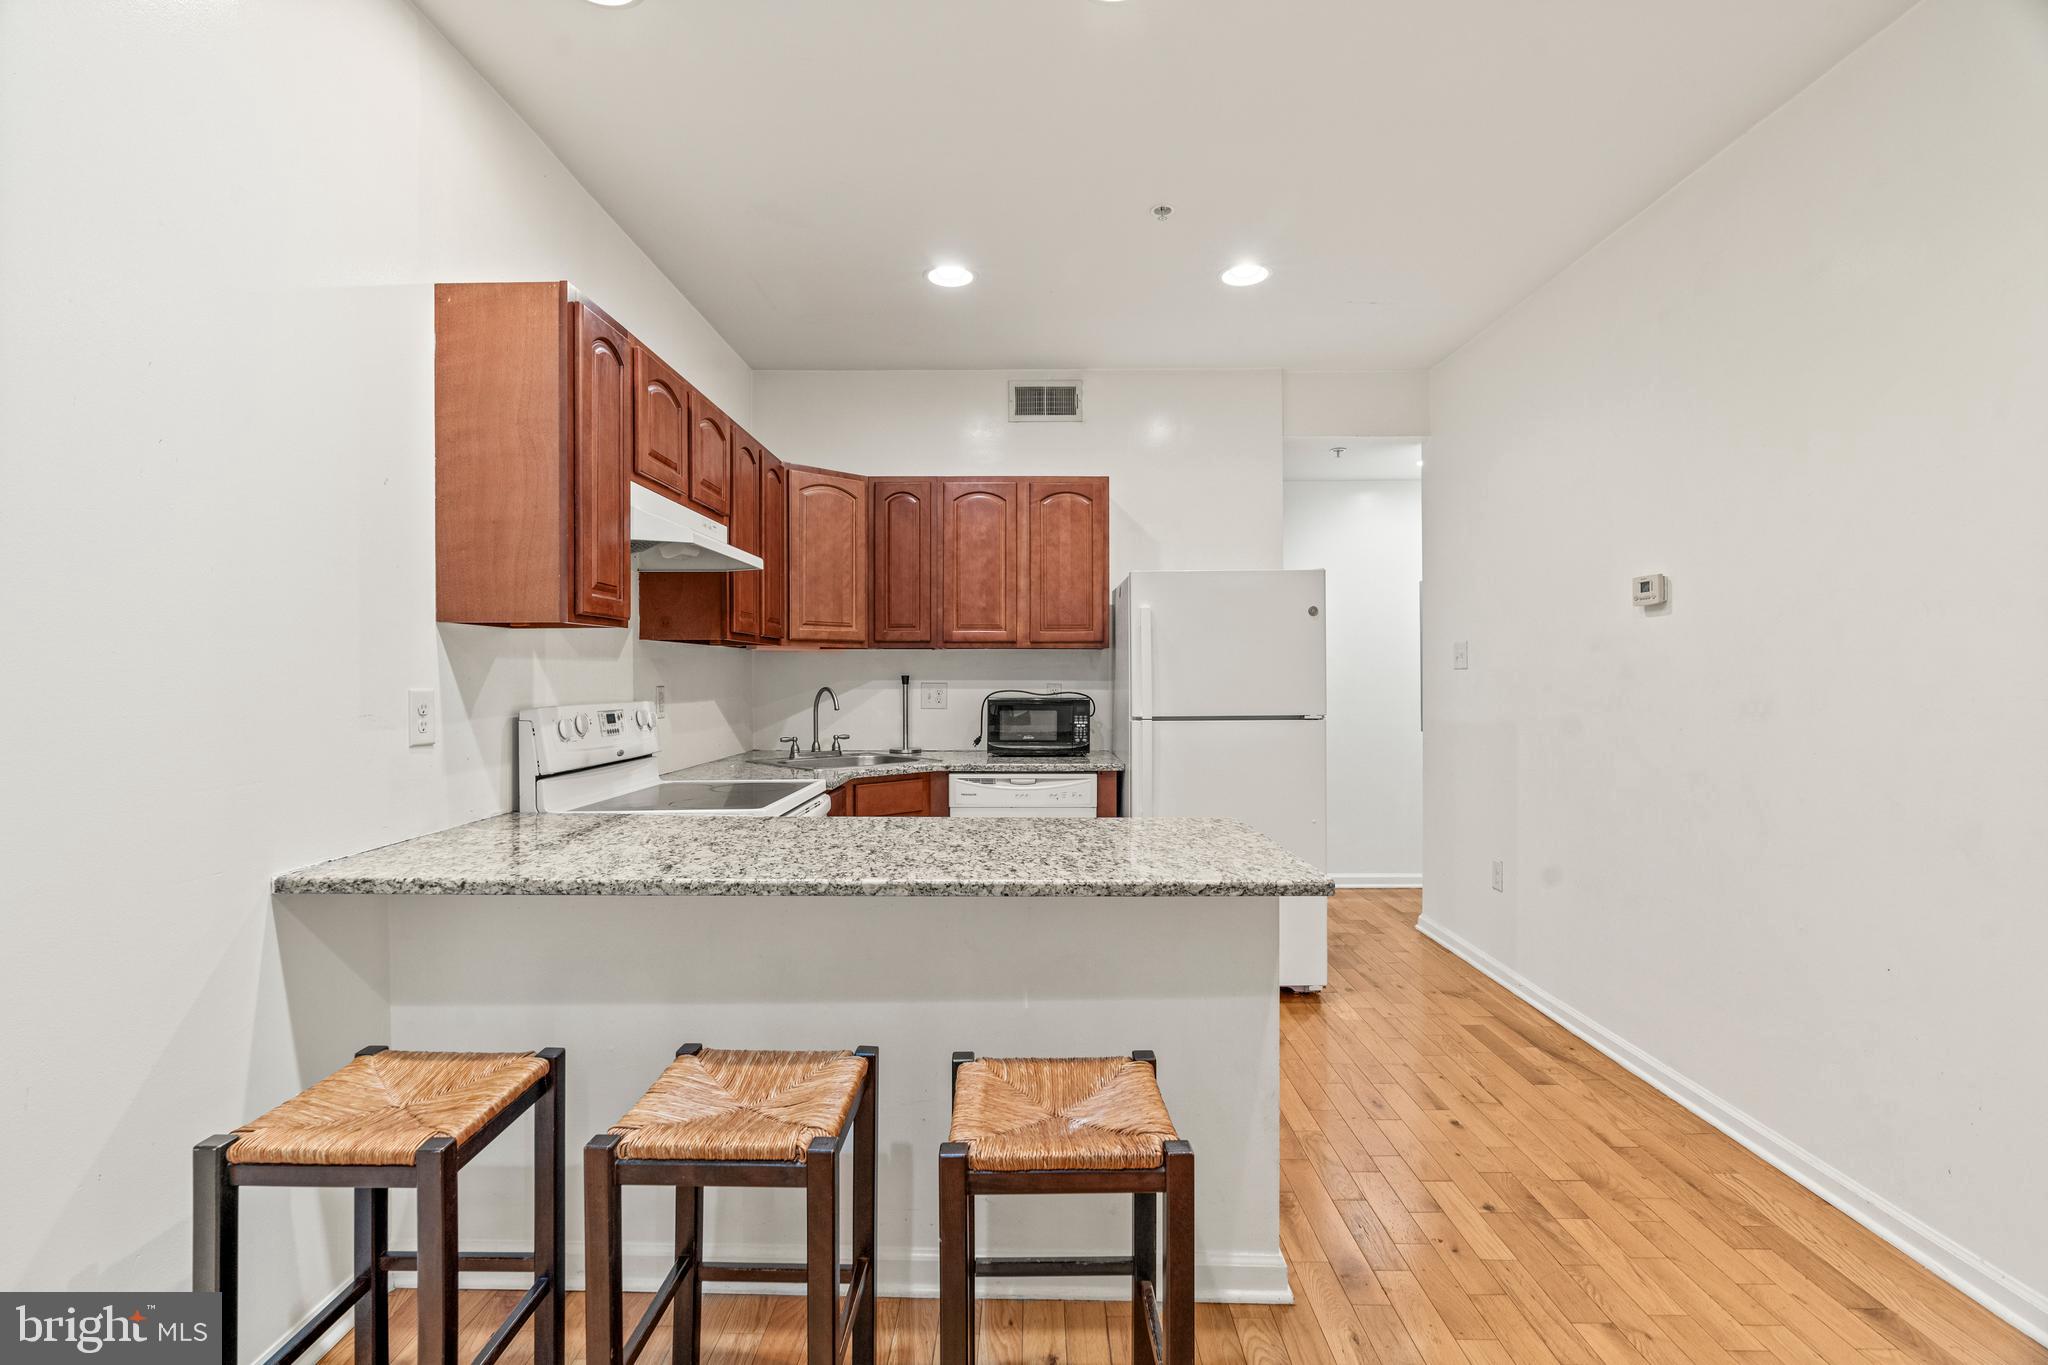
(1282, 371), (1429, 440)
(1283, 483), (1423, 886)
(0, 0), (753, 1341)
(1421, 0), (2048, 1337)
(736, 369), (1286, 749)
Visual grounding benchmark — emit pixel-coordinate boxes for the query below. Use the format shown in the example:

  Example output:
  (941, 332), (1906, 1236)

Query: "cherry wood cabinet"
(1019, 477), (1111, 647)
(870, 478), (937, 646)
(630, 344), (694, 507)
(785, 466), (870, 644)
(761, 452), (788, 640)
(828, 772), (946, 816)
(435, 281), (633, 627)
(687, 389), (732, 518)
(937, 479), (1023, 646)
(726, 431), (765, 639)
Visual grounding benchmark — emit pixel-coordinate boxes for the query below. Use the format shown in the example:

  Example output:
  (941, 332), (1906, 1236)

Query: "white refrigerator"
(1112, 570), (1329, 991)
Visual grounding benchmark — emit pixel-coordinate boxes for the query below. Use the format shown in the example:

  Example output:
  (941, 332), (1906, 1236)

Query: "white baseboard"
(1331, 873), (1423, 889)
(1415, 915), (2048, 1348)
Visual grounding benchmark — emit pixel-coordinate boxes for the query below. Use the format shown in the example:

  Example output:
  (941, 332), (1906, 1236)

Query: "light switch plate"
(408, 688), (438, 747)
(1491, 859), (1505, 892)
(920, 683), (947, 710)
(1453, 641), (1470, 670)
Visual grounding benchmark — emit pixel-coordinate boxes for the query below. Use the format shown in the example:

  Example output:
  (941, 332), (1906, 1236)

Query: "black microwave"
(982, 692), (1094, 757)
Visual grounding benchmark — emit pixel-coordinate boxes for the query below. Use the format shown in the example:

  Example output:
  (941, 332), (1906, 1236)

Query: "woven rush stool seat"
(585, 1044), (877, 1365)
(939, 1051), (1192, 1365)
(195, 1045), (564, 1365)
(229, 1050), (551, 1165)
(610, 1049), (867, 1162)
(948, 1056), (1178, 1172)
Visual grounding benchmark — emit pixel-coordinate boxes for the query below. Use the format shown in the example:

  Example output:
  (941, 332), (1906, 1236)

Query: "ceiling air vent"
(1008, 380), (1083, 422)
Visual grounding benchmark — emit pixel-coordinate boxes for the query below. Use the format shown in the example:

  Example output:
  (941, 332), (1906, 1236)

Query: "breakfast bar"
(273, 816), (1330, 1305)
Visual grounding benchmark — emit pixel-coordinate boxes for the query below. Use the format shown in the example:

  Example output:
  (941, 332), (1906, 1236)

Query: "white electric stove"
(516, 702), (830, 818)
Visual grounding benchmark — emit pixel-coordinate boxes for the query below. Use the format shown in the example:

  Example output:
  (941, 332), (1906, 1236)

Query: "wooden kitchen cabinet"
(726, 430), (765, 639)
(828, 772), (946, 816)
(869, 478), (937, 646)
(785, 466), (869, 644)
(1020, 477), (1111, 647)
(687, 388), (732, 518)
(435, 281), (633, 627)
(630, 344), (694, 508)
(937, 479), (1022, 645)
(761, 451), (788, 640)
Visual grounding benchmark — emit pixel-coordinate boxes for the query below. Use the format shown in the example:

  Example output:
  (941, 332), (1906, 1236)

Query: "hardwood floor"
(317, 890), (2044, 1365)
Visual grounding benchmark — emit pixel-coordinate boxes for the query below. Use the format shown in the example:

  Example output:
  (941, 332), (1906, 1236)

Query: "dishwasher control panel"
(949, 772), (1099, 817)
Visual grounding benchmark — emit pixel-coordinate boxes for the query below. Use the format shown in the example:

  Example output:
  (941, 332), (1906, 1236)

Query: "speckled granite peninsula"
(272, 813), (1327, 898)
(272, 797), (1316, 1304)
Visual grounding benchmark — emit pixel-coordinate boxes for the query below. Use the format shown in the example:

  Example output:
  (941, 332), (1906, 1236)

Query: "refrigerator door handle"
(1134, 604), (1155, 720)
(1130, 720), (1154, 817)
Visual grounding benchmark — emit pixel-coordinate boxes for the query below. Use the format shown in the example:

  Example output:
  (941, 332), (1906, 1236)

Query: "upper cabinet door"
(726, 430), (764, 638)
(870, 478), (936, 646)
(688, 389), (732, 518)
(630, 345), (691, 502)
(761, 451), (788, 642)
(1020, 477), (1110, 646)
(938, 479), (1021, 646)
(571, 300), (633, 625)
(786, 467), (869, 644)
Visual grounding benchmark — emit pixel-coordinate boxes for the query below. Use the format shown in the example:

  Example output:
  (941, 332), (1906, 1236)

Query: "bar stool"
(584, 1045), (877, 1365)
(938, 1051), (1193, 1365)
(193, 1045), (564, 1365)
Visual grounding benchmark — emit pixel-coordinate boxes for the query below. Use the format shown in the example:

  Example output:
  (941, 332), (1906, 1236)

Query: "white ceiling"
(413, 0), (1912, 372)
(1285, 438), (1424, 482)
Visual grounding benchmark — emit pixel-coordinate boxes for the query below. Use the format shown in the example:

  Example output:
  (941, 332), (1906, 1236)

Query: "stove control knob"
(574, 713), (591, 737)
(556, 719), (575, 741)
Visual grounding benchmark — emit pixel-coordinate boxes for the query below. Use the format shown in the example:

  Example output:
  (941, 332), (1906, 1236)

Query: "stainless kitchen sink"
(769, 751), (926, 771)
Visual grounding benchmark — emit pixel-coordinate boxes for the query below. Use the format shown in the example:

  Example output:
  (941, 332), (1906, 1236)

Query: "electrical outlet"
(1044, 682), (1065, 693)
(1453, 641), (1470, 670)
(920, 683), (947, 710)
(407, 688), (438, 748)
(654, 684), (667, 719)
(1491, 859), (1505, 893)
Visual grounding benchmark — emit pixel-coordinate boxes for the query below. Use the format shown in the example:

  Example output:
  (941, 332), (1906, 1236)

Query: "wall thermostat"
(1632, 573), (1669, 607)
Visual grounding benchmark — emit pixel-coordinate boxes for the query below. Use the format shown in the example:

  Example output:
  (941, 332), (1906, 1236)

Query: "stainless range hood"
(631, 483), (763, 573)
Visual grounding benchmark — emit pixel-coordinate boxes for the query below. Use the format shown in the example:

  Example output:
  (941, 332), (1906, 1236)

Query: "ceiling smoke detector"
(1330, 446), (1346, 459)
(1152, 205), (1173, 221)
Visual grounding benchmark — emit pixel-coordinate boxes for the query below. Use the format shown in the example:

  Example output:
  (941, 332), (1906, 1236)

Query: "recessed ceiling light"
(1220, 262), (1270, 287)
(926, 264), (974, 288)
(584, 0), (641, 7)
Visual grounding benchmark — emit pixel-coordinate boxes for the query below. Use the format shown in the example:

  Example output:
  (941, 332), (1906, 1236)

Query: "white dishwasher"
(949, 773), (1098, 818)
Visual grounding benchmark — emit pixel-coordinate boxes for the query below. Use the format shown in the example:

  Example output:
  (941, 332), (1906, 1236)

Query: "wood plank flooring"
(317, 890), (2044, 1365)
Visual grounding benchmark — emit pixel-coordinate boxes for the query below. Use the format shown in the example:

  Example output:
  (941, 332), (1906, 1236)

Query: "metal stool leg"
(1162, 1142), (1195, 1365)
(938, 1143), (972, 1365)
(194, 1136), (239, 1365)
(415, 1137), (459, 1365)
(805, 1136), (840, 1365)
(353, 1190), (389, 1365)
(584, 1135), (624, 1365)
(533, 1049), (566, 1365)
(853, 1046), (878, 1365)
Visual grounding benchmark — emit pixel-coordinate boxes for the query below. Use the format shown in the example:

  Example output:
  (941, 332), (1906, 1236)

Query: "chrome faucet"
(810, 686), (840, 753)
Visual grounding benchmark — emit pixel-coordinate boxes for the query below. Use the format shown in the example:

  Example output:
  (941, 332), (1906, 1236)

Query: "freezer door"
(1125, 571), (1326, 718)
(1131, 718), (1326, 868)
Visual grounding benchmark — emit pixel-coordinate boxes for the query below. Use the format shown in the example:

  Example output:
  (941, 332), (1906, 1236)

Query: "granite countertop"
(664, 748), (1123, 792)
(272, 815), (1331, 898)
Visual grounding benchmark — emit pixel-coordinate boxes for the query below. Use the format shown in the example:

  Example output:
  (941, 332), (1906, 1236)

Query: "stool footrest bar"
(379, 1251), (537, 1274)
(622, 1250), (697, 1365)
(973, 1256), (1136, 1278)
(472, 1277), (549, 1365)
(257, 1271), (370, 1365)
(699, 1261), (856, 1285)
(835, 1257), (874, 1362)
